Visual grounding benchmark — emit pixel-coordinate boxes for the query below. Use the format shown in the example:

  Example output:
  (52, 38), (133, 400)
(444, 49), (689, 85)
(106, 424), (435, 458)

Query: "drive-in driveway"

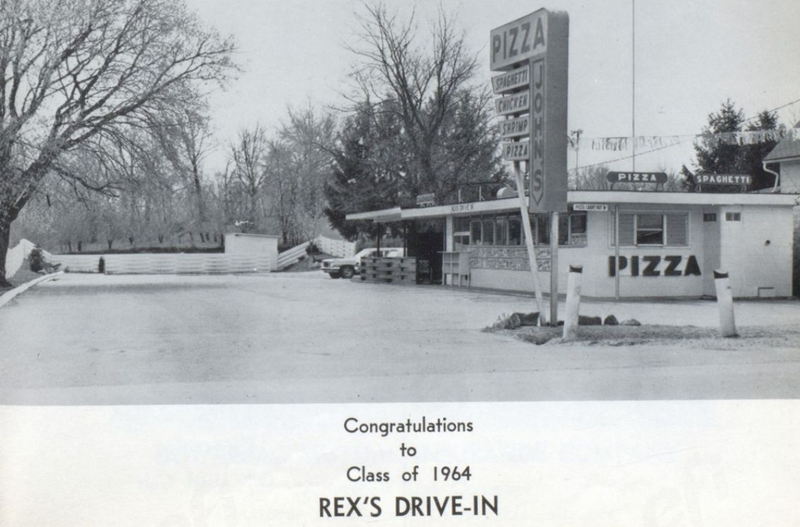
(1, 272), (799, 403)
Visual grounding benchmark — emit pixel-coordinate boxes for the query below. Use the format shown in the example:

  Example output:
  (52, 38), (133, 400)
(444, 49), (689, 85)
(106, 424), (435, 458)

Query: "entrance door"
(406, 220), (445, 284)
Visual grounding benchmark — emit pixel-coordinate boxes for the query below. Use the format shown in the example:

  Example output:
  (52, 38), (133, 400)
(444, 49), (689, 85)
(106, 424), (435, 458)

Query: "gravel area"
(488, 323), (800, 349)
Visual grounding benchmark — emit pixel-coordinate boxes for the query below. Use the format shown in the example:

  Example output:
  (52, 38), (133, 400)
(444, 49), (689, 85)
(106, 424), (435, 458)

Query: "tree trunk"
(0, 218), (13, 288)
(192, 162), (206, 224)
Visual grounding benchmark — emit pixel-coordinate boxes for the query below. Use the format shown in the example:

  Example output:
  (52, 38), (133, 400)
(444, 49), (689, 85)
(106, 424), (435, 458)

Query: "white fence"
(6, 234), (351, 277)
(275, 236), (355, 270)
(316, 236), (356, 258)
(53, 252), (275, 275)
(276, 241), (310, 270)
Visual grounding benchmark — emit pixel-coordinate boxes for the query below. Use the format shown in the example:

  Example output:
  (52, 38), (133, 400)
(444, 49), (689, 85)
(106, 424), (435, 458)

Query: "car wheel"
(329, 272), (342, 279)
(340, 266), (355, 279)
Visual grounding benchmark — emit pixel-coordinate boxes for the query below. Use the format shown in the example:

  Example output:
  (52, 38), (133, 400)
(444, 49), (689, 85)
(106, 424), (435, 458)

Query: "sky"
(186, 0), (800, 175)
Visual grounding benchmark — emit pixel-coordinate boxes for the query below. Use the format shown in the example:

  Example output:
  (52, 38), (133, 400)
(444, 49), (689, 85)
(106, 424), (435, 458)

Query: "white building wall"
(224, 233), (279, 271)
(701, 209), (722, 296)
(611, 206), (705, 298)
(780, 160), (800, 193)
(719, 205), (793, 297)
(470, 207), (708, 298)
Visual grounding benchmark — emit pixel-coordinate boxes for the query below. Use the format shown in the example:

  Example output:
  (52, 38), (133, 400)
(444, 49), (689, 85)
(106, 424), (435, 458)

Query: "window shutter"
(618, 213), (634, 246)
(666, 214), (688, 246)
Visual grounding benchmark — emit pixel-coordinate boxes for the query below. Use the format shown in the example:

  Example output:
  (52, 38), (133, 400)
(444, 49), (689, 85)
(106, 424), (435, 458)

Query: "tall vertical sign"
(491, 9), (569, 324)
(490, 9), (569, 213)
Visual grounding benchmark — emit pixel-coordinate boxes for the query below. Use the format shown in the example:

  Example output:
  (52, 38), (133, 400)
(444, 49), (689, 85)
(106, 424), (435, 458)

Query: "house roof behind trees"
(764, 125), (800, 162)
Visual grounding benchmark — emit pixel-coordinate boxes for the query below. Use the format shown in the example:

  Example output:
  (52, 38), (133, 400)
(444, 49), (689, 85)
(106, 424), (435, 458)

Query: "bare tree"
(277, 106), (336, 241)
(0, 0), (235, 286)
(347, 3), (500, 200)
(262, 138), (297, 245)
(229, 125), (268, 228)
(146, 103), (214, 231)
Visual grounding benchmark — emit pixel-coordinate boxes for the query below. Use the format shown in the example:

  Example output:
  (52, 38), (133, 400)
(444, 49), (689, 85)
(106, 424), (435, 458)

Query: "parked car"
(321, 247), (404, 279)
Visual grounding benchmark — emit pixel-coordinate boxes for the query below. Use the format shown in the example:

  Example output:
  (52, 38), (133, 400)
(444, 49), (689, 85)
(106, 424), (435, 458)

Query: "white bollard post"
(713, 270), (737, 337)
(563, 265), (583, 340)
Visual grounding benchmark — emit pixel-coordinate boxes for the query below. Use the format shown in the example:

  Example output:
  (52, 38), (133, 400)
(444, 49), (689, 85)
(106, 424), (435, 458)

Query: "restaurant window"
(565, 212), (587, 246)
(482, 218), (495, 245)
(494, 216), (508, 245)
(636, 214), (664, 245)
(454, 217), (471, 232)
(508, 216), (522, 245)
(534, 213), (550, 245)
(453, 217), (471, 249)
(558, 214), (570, 245)
(614, 212), (688, 247)
(725, 212), (741, 222)
(460, 212), (586, 247)
(470, 219), (482, 245)
(531, 212), (586, 246)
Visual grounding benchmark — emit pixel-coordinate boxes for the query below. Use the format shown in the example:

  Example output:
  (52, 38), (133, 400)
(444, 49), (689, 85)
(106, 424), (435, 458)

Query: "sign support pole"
(549, 211), (559, 325)
(514, 161), (547, 323)
(614, 205), (621, 299)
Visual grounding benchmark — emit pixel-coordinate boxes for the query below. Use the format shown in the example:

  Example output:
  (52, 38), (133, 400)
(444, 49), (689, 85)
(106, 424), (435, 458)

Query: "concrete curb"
(0, 271), (63, 309)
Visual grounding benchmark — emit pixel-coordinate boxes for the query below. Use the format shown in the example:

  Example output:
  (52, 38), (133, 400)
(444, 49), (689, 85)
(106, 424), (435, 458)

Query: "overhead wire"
(571, 96), (800, 172)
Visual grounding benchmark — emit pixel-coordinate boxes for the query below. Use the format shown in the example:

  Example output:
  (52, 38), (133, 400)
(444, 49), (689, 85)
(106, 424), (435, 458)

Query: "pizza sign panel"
(490, 10), (548, 71)
(502, 140), (529, 161)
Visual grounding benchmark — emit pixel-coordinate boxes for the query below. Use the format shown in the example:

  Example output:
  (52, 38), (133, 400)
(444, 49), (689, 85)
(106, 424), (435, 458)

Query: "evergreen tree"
(693, 100), (782, 191)
(324, 102), (403, 241)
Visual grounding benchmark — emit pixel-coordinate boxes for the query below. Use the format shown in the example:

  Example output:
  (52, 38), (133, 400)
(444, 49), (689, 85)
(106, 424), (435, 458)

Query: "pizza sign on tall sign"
(491, 9), (569, 213)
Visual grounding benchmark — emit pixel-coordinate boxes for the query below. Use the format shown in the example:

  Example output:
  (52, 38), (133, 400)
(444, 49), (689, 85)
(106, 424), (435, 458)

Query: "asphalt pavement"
(1, 272), (799, 403)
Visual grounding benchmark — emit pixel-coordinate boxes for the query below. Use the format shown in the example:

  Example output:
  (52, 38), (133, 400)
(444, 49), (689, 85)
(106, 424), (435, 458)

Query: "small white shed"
(224, 233), (279, 271)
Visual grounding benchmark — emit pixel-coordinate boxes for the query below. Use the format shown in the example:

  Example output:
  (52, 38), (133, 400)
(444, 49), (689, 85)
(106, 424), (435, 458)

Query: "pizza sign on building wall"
(608, 255), (702, 277)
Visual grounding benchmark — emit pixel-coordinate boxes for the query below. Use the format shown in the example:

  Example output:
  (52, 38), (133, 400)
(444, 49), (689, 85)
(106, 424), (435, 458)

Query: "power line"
(573, 95), (800, 171)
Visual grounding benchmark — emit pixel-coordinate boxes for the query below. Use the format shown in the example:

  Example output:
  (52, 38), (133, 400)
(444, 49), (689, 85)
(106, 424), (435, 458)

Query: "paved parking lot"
(1, 272), (799, 403)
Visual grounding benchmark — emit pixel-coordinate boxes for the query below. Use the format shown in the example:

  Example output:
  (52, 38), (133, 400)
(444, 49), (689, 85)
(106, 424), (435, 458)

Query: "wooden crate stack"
(360, 256), (417, 284)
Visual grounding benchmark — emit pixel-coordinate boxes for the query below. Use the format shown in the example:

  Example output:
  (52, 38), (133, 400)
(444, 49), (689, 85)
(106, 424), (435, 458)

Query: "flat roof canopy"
(345, 206), (402, 223)
(345, 191), (797, 222)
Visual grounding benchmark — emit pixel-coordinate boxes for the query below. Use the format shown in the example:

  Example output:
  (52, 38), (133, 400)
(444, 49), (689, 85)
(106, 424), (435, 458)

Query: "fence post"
(563, 265), (583, 340)
(713, 270), (737, 337)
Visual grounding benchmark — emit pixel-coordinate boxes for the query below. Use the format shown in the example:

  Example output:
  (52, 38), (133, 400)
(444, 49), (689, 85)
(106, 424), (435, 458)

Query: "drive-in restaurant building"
(346, 186), (796, 299)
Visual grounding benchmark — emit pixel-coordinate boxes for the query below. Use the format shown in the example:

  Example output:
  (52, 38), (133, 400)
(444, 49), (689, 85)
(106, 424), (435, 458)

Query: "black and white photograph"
(1, 0), (799, 524)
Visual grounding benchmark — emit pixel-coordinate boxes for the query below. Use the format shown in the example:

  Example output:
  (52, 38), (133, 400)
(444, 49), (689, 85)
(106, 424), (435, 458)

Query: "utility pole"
(631, 0), (636, 173)
(570, 129), (583, 178)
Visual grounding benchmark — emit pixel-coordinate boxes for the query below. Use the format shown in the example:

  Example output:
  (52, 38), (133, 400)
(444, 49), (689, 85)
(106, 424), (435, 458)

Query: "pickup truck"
(321, 248), (404, 279)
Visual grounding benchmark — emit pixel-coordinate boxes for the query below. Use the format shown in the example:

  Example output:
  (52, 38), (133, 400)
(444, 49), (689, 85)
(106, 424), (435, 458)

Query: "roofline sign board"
(696, 174), (752, 185)
(607, 171), (668, 184)
(491, 9), (569, 213)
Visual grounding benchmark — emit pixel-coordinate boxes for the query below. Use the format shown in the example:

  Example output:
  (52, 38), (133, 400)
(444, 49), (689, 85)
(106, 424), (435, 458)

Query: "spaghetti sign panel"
(492, 65), (530, 94)
(491, 9), (569, 213)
